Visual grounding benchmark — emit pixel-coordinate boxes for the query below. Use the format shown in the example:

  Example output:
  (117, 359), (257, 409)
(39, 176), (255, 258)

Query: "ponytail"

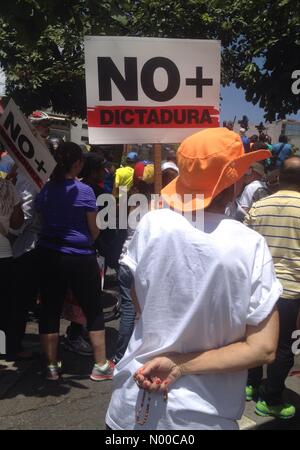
(51, 142), (83, 182)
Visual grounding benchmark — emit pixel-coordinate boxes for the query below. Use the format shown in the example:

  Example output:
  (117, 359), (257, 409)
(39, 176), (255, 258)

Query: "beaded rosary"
(135, 389), (152, 425)
(134, 375), (168, 425)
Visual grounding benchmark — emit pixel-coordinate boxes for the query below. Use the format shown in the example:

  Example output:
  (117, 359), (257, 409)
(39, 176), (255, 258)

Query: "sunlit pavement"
(1, 319), (299, 430)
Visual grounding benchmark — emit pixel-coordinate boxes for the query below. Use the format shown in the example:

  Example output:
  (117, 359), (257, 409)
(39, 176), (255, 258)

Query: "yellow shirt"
(245, 190), (300, 299)
(114, 166), (134, 195)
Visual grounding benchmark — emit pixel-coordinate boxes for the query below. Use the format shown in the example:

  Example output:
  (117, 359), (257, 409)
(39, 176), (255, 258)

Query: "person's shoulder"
(247, 190), (291, 216)
(139, 208), (178, 223)
(222, 218), (266, 247)
(247, 195), (269, 211)
(256, 189), (300, 203)
(75, 179), (95, 196)
(137, 208), (191, 234)
(36, 180), (51, 196)
(244, 180), (260, 192)
(123, 166), (134, 175)
(248, 180), (266, 193)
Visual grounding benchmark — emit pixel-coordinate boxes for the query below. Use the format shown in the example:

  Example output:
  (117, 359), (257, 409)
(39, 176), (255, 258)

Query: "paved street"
(0, 319), (117, 430)
(1, 318), (300, 430)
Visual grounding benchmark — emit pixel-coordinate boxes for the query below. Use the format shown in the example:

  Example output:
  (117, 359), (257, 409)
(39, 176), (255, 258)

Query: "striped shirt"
(244, 190), (300, 299)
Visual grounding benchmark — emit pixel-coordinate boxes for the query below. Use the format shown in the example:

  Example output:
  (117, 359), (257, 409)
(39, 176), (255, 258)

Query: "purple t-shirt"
(36, 179), (97, 255)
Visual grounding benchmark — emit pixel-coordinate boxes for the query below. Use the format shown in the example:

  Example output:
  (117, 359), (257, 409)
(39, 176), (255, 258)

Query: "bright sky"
(221, 84), (300, 124)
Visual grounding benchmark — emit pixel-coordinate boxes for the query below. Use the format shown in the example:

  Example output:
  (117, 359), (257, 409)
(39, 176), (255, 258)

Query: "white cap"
(161, 161), (179, 173)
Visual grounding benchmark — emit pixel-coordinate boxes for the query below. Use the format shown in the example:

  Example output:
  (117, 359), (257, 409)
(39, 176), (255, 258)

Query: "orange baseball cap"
(161, 128), (271, 212)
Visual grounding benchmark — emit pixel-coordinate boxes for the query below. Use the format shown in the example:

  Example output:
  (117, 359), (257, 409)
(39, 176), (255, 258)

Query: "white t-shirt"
(0, 179), (20, 258)
(106, 209), (282, 430)
(12, 170), (40, 258)
(238, 180), (268, 210)
(226, 180), (268, 221)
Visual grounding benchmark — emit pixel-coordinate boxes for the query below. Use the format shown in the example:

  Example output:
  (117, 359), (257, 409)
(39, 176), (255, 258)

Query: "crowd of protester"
(1, 116), (300, 429)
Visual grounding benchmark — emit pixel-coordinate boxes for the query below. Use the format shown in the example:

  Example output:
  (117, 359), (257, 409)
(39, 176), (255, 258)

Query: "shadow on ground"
(0, 325), (118, 401)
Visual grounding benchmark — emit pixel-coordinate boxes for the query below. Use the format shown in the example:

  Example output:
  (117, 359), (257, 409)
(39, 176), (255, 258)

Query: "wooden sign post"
(154, 143), (162, 194)
(122, 144), (129, 163)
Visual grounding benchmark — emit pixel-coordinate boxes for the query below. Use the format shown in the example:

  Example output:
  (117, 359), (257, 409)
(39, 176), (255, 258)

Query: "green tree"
(128, 0), (300, 121)
(0, 0), (299, 121)
(0, 0), (131, 117)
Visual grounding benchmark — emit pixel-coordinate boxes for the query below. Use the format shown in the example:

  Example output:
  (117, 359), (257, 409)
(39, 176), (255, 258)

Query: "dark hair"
(134, 180), (155, 198)
(249, 135), (259, 143)
(51, 142), (83, 182)
(258, 132), (267, 142)
(279, 135), (288, 144)
(90, 145), (115, 163)
(209, 185), (235, 210)
(265, 135), (272, 144)
(162, 168), (178, 188)
(223, 120), (234, 130)
(166, 149), (177, 163)
(252, 141), (268, 151)
(90, 145), (105, 157)
(79, 153), (105, 179)
(280, 157), (300, 187)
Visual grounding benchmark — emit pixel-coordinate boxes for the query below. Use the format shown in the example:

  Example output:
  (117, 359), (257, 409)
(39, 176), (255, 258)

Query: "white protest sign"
(0, 99), (56, 190)
(84, 36), (220, 144)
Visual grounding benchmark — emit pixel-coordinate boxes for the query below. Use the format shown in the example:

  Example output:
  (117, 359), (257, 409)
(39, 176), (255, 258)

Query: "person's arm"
(134, 308), (279, 392)
(112, 184), (119, 198)
(241, 207), (250, 215)
(86, 211), (100, 242)
(243, 206), (254, 228)
(9, 203), (24, 229)
(238, 184), (253, 213)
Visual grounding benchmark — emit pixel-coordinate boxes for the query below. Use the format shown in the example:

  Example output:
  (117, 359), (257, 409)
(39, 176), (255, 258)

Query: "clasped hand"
(133, 354), (183, 397)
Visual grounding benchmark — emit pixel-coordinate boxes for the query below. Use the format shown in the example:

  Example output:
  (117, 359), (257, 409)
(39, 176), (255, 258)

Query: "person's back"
(106, 128), (280, 431)
(107, 208), (279, 430)
(37, 178), (96, 254)
(0, 178), (24, 355)
(244, 157), (300, 418)
(114, 152), (138, 197)
(245, 187), (300, 299)
(0, 179), (22, 258)
(115, 166), (134, 189)
(36, 141), (113, 382)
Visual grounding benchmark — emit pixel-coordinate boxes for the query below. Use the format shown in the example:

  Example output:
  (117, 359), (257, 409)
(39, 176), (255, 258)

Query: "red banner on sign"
(87, 105), (219, 128)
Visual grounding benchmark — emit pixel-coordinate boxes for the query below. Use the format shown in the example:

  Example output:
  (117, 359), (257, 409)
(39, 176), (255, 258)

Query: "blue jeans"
(114, 264), (135, 363)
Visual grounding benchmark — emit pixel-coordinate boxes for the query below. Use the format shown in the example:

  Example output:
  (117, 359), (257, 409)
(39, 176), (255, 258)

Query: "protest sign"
(0, 99), (56, 190)
(85, 36), (220, 144)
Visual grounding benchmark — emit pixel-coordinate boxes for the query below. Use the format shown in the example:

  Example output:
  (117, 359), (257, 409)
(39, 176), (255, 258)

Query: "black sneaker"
(63, 335), (93, 356)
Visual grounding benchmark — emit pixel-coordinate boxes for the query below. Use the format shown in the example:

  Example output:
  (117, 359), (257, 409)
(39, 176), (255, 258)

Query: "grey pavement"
(0, 319), (117, 430)
(1, 321), (300, 430)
